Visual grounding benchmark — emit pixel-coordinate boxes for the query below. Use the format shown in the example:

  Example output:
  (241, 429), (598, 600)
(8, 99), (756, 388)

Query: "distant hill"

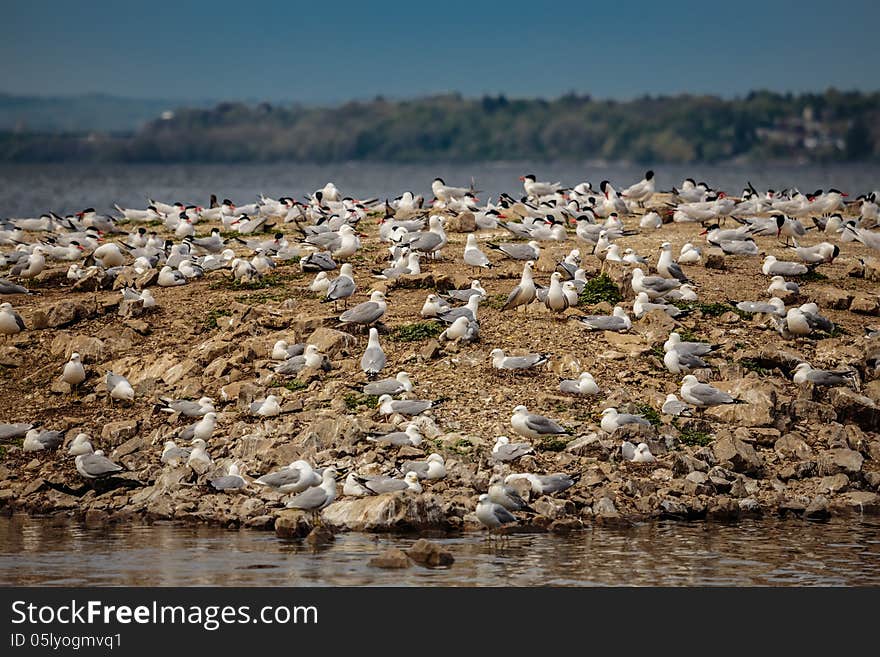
(0, 93), (213, 133)
(0, 90), (877, 163)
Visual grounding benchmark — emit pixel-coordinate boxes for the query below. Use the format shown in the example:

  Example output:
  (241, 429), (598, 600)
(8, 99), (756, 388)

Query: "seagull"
(343, 473), (372, 497)
(631, 267), (680, 299)
(67, 433), (93, 456)
(632, 443), (656, 463)
(476, 493), (517, 532)
(360, 327), (386, 379)
(361, 371), (413, 397)
(366, 424), (424, 447)
(490, 348), (549, 371)
(785, 306), (834, 336)
(768, 275), (800, 296)
(271, 340), (306, 361)
(574, 307), (632, 332)
(792, 363), (856, 387)
(442, 280), (486, 302)
(657, 242), (691, 282)
(680, 375), (744, 411)
(762, 255), (809, 277)
(735, 298), (786, 316)
(180, 412), (217, 443)
(309, 271), (331, 294)
(255, 460), (321, 493)
(664, 332), (720, 357)
(439, 316), (480, 344)
(105, 371), (134, 402)
(323, 263), (356, 308)
(74, 442), (123, 479)
(502, 260), (536, 311)
(420, 293), (451, 318)
(285, 468), (339, 521)
(543, 272), (570, 314)
(0, 302), (26, 340)
(633, 293), (689, 319)
(511, 405), (569, 439)
(61, 352), (86, 391)
(661, 394), (692, 417)
(159, 396), (215, 417)
(186, 438), (213, 474)
(360, 471), (422, 494)
(677, 243), (702, 264)
(377, 394), (444, 417)
(640, 211), (662, 230)
(250, 395), (282, 417)
(488, 475), (534, 512)
(504, 472), (577, 495)
(158, 265), (187, 287)
(663, 348), (710, 374)
(491, 435), (534, 461)
(559, 372), (599, 395)
(463, 234), (492, 271)
(22, 429), (64, 452)
(339, 290), (387, 327)
(210, 462), (247, 491)
(160, 440), (191, 466)
(399, 453), (446, 480)
(435, 294), (480, 324)
(621, 170), (655, 205)
(600, 407), (651, 433)
(486, 240), (540, 262)
(0, 279), (31, 295)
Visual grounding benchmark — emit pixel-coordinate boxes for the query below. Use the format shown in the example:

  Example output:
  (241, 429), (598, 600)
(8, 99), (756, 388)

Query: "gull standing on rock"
(61, 352), (86, 391)
(361, 327), (386, 379)
(488, 475), (534, 512)
(463, 234), (492, 271)
(210, 462), (248, 491)
(160, 396), (215, 417)
(323, 263), (356, 309)
(180, 411), (217, 443)
(511, 405), (569, 439)
(285, 468), (338, 521)
(505, 472), (577, 495)
(502, 260), (536, 311)
(792, 363), (856, 388)
(339, 290), (387, 327)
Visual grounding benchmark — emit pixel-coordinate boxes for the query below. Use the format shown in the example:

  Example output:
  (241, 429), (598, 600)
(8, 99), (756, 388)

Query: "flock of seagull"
(2, 169), (879, 535)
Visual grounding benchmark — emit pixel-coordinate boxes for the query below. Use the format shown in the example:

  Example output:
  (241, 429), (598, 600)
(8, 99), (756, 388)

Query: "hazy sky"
(3, 0), (879, 102)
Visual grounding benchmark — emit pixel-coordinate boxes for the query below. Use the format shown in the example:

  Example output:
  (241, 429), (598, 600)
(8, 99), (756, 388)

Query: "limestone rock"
(712, 436), (763, 475)
(322, 493), (445, 531)
(405, 539), (454, 567)
(817, 448), (863, 476)
(306, 327), (357, 358)
(274, 510), (312, 539)
(369, 548), (411, 569)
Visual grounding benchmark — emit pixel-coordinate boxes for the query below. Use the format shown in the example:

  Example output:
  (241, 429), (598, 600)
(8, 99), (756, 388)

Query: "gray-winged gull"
(510, 405), (569, 439)
(574, 306), (631, 332)
(664, 332), (720, 356)
(210, 462), (247, 491)
(440, 316), (480, 344)
(0, 302), (26, 339)
(75, 443), (123, 479)
(559, 372), (599, 396)
(362, 371), (413, 397)
(501, 260), (536, 311)
(490, 348), (549, 371)
(161, 440), (191, 466)
(792, 363), (856, 387)
(366, 424), (423, 447)
(762, 255), (809, 277)
(186, 438), (213, 474)
(505, 472), (577, 495)
(488, 475), (533, 512)
(476, 494), (517, 531)
(180, 412), (217, 442)
(631, 267), (681, 299)
(61, 352), (86, 389)
(339, 290), (387, 326)
(360, 471), (422, 494)
(250, 395), (281, 417)
(323, 263), (356, 308)
(159, 396), (215, 417)
(680, 375), (744, 410)
(600, 407), (651, 433)
(399, 453), (446, 480)
(360, 327), (386, 379)
(23, 429), (64, 452)
(105, 371), (134, 402)
(255, 460), (321, 493)
(285, 468), (338, 519)
(661, 394), (692, 417)
(663, 349), (709, 374)
(377, 395), (443, 417)
(491, 436), (534, 461)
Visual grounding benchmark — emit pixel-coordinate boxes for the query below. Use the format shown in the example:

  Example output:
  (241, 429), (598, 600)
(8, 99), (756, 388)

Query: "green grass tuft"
(343, 392), (378, 410)
(578, 273), (623, 305)
(635, 404), (662, 427)
(538, 436), (571, 452)
(284, 380), (308, 392)
(740, 358), (773, 375)
(203, 308), (232, 329)
(678, 427), (713, 447)
(799, 270), (828, 282)
(390, 322), (443, 342)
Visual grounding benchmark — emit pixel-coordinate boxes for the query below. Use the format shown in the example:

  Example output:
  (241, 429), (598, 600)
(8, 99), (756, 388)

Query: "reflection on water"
(1, 515), (878, 586)
(2, 161), (880, 218)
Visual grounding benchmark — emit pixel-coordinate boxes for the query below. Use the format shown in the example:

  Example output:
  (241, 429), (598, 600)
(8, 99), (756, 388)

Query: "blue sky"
(3, 0), (879, 102)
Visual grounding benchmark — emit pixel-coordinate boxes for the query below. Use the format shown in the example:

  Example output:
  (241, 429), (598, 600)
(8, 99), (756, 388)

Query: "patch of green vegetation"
(799, 270), (828, 282)
(635, 404), (662, 427)
(237, 290), (289, 304)
(677, 329), (700, 342)
(484, 293), (509, 310)
(203, 308), (232, 329)
(284, 380), (308, 392)
(445, 438), (474, 456)
(210, 271), (299, 292)
(538, 436), (570, 452)
(678, 427), (713, 447)
(578, 273), (622, 305)
(390, 322), (443, 342)
(343, 392), (378, 410)
(827, 324), (846, 337)
(740, 358), (773, 376)
(650, 345), (665, 359)
(673, 301), (741, 318)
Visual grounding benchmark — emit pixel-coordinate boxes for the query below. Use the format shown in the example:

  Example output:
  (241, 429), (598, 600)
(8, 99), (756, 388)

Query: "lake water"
(2, 161), (879, 218)
(1, 515), (879, 586)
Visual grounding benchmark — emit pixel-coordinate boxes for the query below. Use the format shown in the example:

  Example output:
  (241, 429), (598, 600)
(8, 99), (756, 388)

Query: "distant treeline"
(1, 90), (878, 163)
